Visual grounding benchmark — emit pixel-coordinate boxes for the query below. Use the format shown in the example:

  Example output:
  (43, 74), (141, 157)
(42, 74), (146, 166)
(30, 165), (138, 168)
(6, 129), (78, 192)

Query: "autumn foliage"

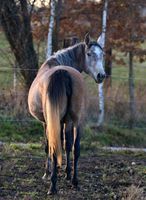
(31, 0), (146, 59)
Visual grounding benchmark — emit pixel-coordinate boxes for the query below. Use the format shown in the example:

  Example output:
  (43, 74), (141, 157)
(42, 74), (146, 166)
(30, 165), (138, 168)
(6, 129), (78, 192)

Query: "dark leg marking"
(65, 124), (73, 180)
(72, 126), (81, 187)
(48, 155), (58, 195)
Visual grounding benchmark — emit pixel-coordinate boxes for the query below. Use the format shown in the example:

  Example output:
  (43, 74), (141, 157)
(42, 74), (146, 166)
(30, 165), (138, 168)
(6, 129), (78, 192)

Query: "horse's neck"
(55, 43), (85, 72)
(66, 43), (85, 72)
(40, 43), (85, 73)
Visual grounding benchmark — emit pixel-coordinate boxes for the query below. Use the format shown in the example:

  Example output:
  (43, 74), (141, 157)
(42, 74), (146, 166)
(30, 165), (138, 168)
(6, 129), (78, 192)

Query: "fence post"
(13, 63), (17, 92)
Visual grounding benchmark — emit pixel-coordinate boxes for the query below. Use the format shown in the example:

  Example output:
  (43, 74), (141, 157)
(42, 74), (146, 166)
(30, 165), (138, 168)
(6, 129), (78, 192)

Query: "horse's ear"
(97, 33), (104, 48)
(84, 33), (90, 46)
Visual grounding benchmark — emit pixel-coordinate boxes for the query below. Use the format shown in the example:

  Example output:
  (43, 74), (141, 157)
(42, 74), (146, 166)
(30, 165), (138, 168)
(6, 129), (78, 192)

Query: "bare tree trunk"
(97, 0), (108, 126)
(0, 0), (38, 89)
(105, 48), (112, 88)
(104, 48), (112, 100)
(46, 0), (56, 58)
(53, 0), (62, 52)
(129, 51), (135, 128)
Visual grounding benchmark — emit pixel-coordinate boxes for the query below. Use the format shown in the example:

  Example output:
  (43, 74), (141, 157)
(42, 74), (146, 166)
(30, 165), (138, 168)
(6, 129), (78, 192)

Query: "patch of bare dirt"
(0, 147), (146, 200)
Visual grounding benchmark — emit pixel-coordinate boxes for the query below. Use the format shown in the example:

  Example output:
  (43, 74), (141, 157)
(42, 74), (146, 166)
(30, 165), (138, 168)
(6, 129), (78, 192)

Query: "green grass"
(0, 120), (43, 143)
(0, 32), (14, 67)
(82, 124), (146, 150)
(112, 51), (146, 85)
(0, 32), (15, 88)
(136, 165), (146, 178)
(0, 31), (146, 147)
(1, 118), (146, 148)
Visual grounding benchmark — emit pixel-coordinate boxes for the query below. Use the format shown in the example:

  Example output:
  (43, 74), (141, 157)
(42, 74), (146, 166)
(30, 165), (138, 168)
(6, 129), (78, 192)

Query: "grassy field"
(0, 31), (146, 147)
(0, 32), (15, 88)
(0, 119), (146, 148)
(1, 31), (146, 200)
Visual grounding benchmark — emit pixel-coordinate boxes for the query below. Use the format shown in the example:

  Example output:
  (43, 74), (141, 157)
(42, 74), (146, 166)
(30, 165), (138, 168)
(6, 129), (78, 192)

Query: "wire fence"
(1, 66), (146, 79)
(0, 67), (146, 130)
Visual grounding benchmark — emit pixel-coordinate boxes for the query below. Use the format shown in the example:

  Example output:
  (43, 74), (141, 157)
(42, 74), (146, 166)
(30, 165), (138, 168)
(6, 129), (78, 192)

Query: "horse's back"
(28, 65), (85, 124)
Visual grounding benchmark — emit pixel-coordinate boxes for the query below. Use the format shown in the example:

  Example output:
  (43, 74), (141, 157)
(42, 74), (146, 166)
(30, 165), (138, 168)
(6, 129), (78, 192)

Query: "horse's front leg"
(48, 155), (58, 195)
(72, 126), (81, 187)
(65, 122), (73, 180)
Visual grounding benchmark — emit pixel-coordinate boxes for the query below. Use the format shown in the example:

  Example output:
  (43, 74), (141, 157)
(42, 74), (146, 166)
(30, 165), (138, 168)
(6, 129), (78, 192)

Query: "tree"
(53, 0), (62, 52)
(107, 0), (146, 128)
(97, 0), (108, 126)
(46, 0), (56, 58)
(0, 0), (38, 89)
(29, 0), (146, 127)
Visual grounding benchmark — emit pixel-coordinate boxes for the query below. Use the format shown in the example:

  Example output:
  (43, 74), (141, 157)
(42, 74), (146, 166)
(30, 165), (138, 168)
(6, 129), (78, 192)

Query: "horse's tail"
(46, 69), (72, 167)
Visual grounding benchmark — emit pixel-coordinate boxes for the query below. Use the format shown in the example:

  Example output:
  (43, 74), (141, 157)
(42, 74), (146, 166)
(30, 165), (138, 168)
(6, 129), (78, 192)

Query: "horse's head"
(84, 33), (106, 84)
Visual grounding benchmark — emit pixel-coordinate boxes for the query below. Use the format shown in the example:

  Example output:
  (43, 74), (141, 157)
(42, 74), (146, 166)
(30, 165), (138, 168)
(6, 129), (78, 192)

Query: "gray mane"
(46, 42), (85, 72)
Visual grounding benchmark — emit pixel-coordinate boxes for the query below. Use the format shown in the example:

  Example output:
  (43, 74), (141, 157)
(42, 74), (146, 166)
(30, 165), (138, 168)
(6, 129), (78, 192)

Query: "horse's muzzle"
(96, 73), (106, 84)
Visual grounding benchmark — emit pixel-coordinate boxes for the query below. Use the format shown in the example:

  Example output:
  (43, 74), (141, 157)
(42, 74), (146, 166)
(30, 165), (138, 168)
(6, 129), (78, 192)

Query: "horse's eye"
(87, 53), (91, 57)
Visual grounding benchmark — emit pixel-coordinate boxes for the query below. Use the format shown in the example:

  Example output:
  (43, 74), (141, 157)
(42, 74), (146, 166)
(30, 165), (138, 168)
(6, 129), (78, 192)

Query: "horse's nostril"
(97, 73), (101, 79)
(97, 73), (106, 83)
(97, 73), (105, 79)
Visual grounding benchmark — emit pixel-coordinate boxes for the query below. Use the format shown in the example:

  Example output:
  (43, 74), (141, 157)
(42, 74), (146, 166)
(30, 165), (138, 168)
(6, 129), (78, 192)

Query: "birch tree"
(97, 0), (108, 126)
(46, 0), (56, 58)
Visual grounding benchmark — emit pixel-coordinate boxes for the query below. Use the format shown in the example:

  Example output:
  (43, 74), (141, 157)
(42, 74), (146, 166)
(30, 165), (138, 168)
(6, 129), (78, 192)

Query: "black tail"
(48, 69), (72, 111)
(47, 69), (72, 166)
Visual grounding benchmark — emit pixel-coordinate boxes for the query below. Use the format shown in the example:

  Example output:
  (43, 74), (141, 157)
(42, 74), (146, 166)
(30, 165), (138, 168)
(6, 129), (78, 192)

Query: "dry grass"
(122, 185), (145, 200)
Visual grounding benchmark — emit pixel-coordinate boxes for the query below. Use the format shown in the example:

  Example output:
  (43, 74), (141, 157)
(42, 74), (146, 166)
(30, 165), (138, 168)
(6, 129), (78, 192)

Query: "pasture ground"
(1, 31), (146, 200)
(1, 143), (146, 200)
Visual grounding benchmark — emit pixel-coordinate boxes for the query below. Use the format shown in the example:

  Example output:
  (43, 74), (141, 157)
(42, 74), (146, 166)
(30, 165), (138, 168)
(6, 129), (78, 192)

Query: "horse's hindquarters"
(28, 82), (45, 123)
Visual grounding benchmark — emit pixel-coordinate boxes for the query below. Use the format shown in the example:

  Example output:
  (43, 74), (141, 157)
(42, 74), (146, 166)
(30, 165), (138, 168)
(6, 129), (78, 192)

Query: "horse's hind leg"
(65, 122), (73, 180)
(48, 155), (57, 195)
(72, 125), (81, 187)
(42, 140), (51, 179)
(61, 123), (64, 149)
(42, 123), (50, 180)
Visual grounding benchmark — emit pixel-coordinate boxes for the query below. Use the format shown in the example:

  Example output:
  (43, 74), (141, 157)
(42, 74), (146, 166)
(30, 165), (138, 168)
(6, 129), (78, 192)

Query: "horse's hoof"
(42, 173), (48, 180)
(47, 187), (57, 195)
(72, 178), (78, 187)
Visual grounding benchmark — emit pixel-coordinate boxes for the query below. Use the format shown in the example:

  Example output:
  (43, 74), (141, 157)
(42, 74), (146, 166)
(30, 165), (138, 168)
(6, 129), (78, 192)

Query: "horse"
(28, 66), (85, 194)
(28, 33), (105, 195)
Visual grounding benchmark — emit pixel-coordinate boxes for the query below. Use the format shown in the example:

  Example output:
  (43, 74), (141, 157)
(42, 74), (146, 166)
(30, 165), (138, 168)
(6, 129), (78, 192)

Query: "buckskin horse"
(28, 33), (105, 194)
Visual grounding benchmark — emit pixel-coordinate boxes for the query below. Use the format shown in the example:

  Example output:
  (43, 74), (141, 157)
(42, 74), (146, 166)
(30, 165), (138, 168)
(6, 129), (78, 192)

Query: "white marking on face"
(93, 46), (105, 74)
(85, 45), (105, 82)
